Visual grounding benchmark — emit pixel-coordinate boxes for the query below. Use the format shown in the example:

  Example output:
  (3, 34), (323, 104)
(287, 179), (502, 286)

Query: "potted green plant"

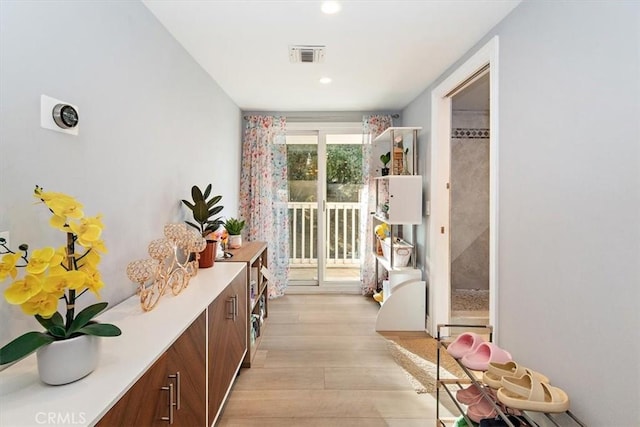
(0, 186), (121, 385)
(181, 184), (224, 268)
(380, 152), (391, 176)
(224, 217), (246, 249)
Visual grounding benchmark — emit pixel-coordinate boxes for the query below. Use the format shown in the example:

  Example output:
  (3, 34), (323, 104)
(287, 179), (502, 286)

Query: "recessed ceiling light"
(321, 1), (341, 14)
(319, 77), (332, 84)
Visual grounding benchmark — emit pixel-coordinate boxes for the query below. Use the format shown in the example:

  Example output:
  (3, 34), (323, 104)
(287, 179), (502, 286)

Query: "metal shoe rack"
(436, 324), (586, 427)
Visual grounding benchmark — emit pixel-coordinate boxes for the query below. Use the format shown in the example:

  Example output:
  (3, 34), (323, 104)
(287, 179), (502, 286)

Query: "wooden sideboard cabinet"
(0, 264), (248, 427)
(168, 310), (207, 426)
(208, 270), (247, 424)
(96, 266), (246, 427)
(95, 352), (169, 426)
(97, 311), (206, 426)
(220, 241), (268, 367)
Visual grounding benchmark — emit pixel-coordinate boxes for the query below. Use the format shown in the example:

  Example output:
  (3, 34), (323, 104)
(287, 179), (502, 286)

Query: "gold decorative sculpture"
(127, 223), (206, 311)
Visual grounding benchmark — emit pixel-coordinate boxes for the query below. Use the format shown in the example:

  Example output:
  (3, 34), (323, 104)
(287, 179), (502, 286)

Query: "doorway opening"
(428, 36), (499, 337)
(285, 124), (363, 292)
(450, 73), (490, 326)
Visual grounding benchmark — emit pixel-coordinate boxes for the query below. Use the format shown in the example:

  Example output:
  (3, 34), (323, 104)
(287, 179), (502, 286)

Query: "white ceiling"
(142, 0), (520, 112)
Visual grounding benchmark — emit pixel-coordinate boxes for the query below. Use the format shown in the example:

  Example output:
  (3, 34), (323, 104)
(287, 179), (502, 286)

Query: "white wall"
(0, 1), (242, 346)
(403, 1), (640, 424)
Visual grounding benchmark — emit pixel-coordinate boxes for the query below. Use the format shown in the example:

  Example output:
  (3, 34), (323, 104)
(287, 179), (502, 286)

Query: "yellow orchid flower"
(45, 194), (84, 220)
(51, 246), (75, 270)
(42, 270), (86, 296)
(88, 214), (104, 229)
(49, 214), (69, 231)
(0, 253), (22, 281)
(35, 189), (71, 203)
(78, 249), (101, 269)
(47, 264), (67, 276)
(20, 290), (59, 318)
(69, 215), (103, 247)
(79, 262), (96, 275)
(25, 247), (56, 275)
(90, 239), (108, 254)
(80, 267), (104, 298)
(4, 275), (42, 305)
(51, 246), (66, 268)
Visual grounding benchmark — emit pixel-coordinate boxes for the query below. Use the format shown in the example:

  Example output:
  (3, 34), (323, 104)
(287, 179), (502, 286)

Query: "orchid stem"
(65, 232), (76, 330)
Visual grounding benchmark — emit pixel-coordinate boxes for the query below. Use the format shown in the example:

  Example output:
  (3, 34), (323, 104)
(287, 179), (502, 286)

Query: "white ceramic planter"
(36, 335), (100, 385)
(228, 234), (242, 249)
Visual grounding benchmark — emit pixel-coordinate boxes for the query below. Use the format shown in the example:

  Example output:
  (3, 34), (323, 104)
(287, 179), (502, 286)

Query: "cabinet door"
(232, 271), (248, 359)
(96, 353), (170, 427)
(387, 176), (422, 224)
(208, 272), (247, 425)
(167, 311), (206, 427)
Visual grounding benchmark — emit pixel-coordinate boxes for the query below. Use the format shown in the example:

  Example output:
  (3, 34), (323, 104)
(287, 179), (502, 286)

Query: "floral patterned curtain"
(239, 116), (289, 298)
(360, 115), (393, 295)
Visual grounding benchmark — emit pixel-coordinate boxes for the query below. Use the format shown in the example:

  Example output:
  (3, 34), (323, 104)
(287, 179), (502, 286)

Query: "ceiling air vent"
(289, 45), (326, 63)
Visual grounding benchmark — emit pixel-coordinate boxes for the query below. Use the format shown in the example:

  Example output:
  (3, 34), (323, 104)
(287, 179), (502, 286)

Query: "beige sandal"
(497, 373), (569, 413)
(484, 361), (550, 389)
(488, 361), (550, 382)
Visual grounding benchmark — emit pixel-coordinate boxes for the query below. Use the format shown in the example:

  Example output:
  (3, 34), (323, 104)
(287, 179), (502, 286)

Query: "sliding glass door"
(287, 131), (363, 288)
(287, 133), (320, 285)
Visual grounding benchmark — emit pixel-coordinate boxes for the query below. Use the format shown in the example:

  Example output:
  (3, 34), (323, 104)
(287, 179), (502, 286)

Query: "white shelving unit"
(372, 127), (426, 331)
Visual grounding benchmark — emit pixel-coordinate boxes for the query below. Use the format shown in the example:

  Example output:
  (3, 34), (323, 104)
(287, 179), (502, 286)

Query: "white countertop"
(0, 262), (245, 427)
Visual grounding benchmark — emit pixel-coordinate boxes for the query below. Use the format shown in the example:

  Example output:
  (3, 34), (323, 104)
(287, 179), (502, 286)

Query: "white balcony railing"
(288, 202), (361, 266)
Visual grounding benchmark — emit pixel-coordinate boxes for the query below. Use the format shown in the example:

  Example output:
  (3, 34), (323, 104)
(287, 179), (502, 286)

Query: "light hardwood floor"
(218, 294), (442, 426)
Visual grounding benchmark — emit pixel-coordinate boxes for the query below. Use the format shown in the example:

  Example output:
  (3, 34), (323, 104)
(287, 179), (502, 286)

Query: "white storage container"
(381, 238), (413, 267)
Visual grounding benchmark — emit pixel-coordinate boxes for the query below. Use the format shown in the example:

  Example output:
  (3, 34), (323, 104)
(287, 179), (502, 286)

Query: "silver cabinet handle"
(161, 382), (174, 424)
(226, 297), (234, 319)
(232, 296), (236, 320)
(169, 372), (181, 410)
(232, 295), (238, 321)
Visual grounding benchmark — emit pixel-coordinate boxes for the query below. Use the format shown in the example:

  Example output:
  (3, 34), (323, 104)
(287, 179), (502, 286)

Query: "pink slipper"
(457, 385), (496, 405)
(461, 342), (512, 371)
(446, 332), (485, 359)
(466, 397), (497, 422)
(456, 384), (483, 405)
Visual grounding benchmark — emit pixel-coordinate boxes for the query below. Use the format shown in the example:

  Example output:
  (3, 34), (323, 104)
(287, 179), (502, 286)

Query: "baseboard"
(285, 285), (361, 294)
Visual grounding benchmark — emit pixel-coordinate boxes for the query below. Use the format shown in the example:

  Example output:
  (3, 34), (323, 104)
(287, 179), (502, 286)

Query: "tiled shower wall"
(450, 111), (489, 290)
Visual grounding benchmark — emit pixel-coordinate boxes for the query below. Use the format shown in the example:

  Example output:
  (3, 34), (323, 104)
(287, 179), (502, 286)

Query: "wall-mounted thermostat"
(52, 104), (78, 129)
(41, 94), (79, 135)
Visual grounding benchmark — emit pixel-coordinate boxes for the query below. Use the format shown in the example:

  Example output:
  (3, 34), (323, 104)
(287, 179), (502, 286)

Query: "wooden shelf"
(250, 280), (267, 312)
(250, 331), (263, 353)
(219, 241), (268, 368)
(223, 241), (267, 265)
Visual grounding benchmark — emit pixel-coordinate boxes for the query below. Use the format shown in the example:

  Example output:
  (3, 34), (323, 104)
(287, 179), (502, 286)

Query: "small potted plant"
(380, 152), (391, 176)
(0, 186), (121, 385)
(181, 184), (224, 268)
(224, 217), (246, 249)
